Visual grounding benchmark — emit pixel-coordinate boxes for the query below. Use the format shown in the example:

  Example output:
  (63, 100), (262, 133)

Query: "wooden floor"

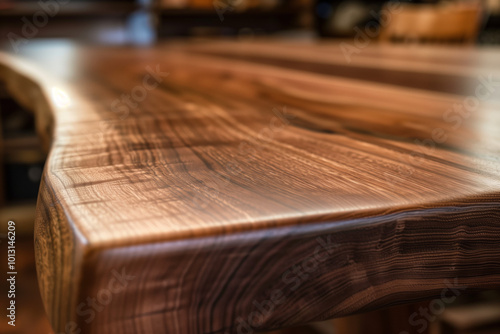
(0, 237), (52, 334)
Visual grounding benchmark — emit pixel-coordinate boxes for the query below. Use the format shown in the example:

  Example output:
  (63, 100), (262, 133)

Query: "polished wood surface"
(0, 235), (436, 334)
(1, 40), (500, 333)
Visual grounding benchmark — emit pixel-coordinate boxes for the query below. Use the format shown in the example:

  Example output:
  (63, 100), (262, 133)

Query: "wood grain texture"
(1, 39), (500, 333)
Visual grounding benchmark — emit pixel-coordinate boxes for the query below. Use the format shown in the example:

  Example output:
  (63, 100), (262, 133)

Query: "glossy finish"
(1, 40), (500, 334)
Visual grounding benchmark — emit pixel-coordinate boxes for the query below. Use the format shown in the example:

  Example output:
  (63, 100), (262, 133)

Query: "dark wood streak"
(190, 50), (470, 95)
(0, 40), (499, 333)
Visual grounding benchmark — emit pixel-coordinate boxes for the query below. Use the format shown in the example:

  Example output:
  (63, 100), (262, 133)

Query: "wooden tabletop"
(1, 39), (500, 334)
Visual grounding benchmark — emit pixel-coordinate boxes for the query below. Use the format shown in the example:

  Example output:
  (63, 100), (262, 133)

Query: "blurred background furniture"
(0, 0), (144, 44)
(379, 2), (483, 43)
(1, 0), (500, 42)
(153, 0), (309, 37)
(0, 83), (43, 234)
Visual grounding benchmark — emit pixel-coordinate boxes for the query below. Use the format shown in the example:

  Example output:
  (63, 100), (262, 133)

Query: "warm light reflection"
(51, 87), (71, 108)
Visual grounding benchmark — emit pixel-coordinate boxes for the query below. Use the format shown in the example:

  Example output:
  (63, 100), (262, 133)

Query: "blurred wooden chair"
(379, 2), (483, 44)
